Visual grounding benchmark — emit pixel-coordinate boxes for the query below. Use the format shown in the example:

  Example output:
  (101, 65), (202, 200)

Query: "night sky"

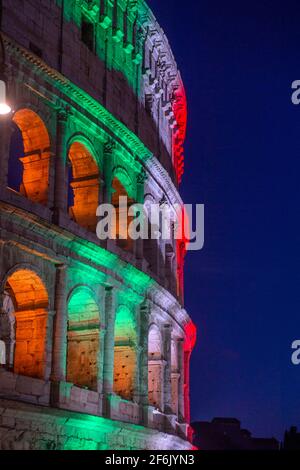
(148, 0), (300, 439)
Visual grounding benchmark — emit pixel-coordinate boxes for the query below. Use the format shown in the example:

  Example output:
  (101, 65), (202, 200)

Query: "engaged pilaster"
(53, 109), (68, 221)
(103, 139), (115, 204)
(177, 338), (185, 422)
(162, 323), (172, 415)
(135, 168), (147, 260)
(134, 300), (150, 425)
(51, 264), (68, 382)
(102, 286), (117, 416)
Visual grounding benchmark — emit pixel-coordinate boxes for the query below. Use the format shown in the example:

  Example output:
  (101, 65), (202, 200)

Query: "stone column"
(171, 372), (180, 417)
(96, 286), (107, 407)
(103, 140), (115, 204)
(162, 323), (172, 415)
(51, 264), (68, 382)
(53, 110), (68, 221)
(166, 251), (176, 294)
(134, 301), (149, 425)
(177, 338), (185, 422)
(99, 175), (105, 206)
(44, 310), (56, 381)
(97, 328), (106, 414)
(0, 305), (15, 370)
(0, 117), (13, 188)
(102, 286), (116, 416)
(184, 349), (192, 423)
(177, 242), (185, 305)
(135, 169), (146, 260)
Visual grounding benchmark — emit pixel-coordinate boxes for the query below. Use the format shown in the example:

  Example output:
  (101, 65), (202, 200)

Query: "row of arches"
(0, 268), (181, 414)
(6, 107), (182, 300)
(7, 108), (135, 245)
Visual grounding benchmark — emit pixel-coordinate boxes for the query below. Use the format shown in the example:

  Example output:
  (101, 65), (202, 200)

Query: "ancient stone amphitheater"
(0, 0), (196, 450)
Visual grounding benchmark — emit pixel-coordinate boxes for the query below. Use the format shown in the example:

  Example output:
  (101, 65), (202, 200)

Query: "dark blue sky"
(149, 0), (300, 439)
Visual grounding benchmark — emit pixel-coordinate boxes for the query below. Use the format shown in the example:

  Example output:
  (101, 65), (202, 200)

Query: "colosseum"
(0, 0), (196, 451)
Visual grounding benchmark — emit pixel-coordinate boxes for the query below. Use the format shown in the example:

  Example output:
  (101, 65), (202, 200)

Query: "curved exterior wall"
(0, 0), (196, 450)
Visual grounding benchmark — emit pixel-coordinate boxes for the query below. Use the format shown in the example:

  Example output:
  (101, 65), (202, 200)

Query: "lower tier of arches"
(0, 201), (196, 443)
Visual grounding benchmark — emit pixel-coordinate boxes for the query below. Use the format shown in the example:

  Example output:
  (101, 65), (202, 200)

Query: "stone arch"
(8, 108), (51, 205)
(113, 305), (137, 401)
(66, 286), (101, 391)
(148, 323), (164, 410)
(148, 323), (163, 359)
(13, 101), (53, 131)
(0, 267), (49, 379)
(68, 139), (100, 232)
(67, 134), (101, 167)
(112, 167), (135, 252)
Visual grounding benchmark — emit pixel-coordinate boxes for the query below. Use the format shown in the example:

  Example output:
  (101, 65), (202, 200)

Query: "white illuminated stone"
(0, 80), (11, 115)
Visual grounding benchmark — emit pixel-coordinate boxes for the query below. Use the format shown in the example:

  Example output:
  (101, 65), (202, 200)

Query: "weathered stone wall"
(2, 0), (187, 183)
(0, 0), (195, 451)
(0, 195), (195, 446)
(0, 399), (192, 450)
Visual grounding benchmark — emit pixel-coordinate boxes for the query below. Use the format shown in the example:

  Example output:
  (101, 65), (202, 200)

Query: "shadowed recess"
(9, 109), (51, 205)
(68, 141), (100, 232)
(2, 269), (49, 379)
(113, 305), (137, 401)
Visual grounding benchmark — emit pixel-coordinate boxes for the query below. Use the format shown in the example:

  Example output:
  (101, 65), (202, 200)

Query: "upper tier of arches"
(2, 0), (187, 184)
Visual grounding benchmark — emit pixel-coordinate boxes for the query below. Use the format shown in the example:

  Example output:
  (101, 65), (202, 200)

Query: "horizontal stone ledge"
(0, 398), (193, 450)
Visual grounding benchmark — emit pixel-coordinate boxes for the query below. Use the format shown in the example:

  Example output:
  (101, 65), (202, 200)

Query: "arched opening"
(0, 269), (49, 379)
(148, 324), (163, 410)
(112, 177), (135, 252)
(66, 288), (100, 391)
(68, 142), (100, 232)
(113, 305), (136, 401)
(8, 109), (51, 205)
(171, 339), (179, 416)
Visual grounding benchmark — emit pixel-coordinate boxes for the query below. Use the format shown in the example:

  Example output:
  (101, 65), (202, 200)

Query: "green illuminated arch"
(67, 286), (101, 391)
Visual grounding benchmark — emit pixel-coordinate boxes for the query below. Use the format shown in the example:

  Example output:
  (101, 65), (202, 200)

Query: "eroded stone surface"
(0, 0), (196, 450)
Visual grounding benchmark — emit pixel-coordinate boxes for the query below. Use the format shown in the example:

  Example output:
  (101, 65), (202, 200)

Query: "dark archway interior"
(8, 123), (24, 192)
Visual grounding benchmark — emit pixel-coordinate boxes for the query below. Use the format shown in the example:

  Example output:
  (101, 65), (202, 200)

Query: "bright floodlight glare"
(0, 103), (11, 115)
(0, 79), (11, 115)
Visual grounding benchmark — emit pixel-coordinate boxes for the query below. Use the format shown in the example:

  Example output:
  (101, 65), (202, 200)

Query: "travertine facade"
(0, 0), (196, 450)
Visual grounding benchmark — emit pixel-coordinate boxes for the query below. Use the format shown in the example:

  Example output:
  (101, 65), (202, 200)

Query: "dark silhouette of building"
(192, 418), (279, 450)
(282, 427), (300, 450)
